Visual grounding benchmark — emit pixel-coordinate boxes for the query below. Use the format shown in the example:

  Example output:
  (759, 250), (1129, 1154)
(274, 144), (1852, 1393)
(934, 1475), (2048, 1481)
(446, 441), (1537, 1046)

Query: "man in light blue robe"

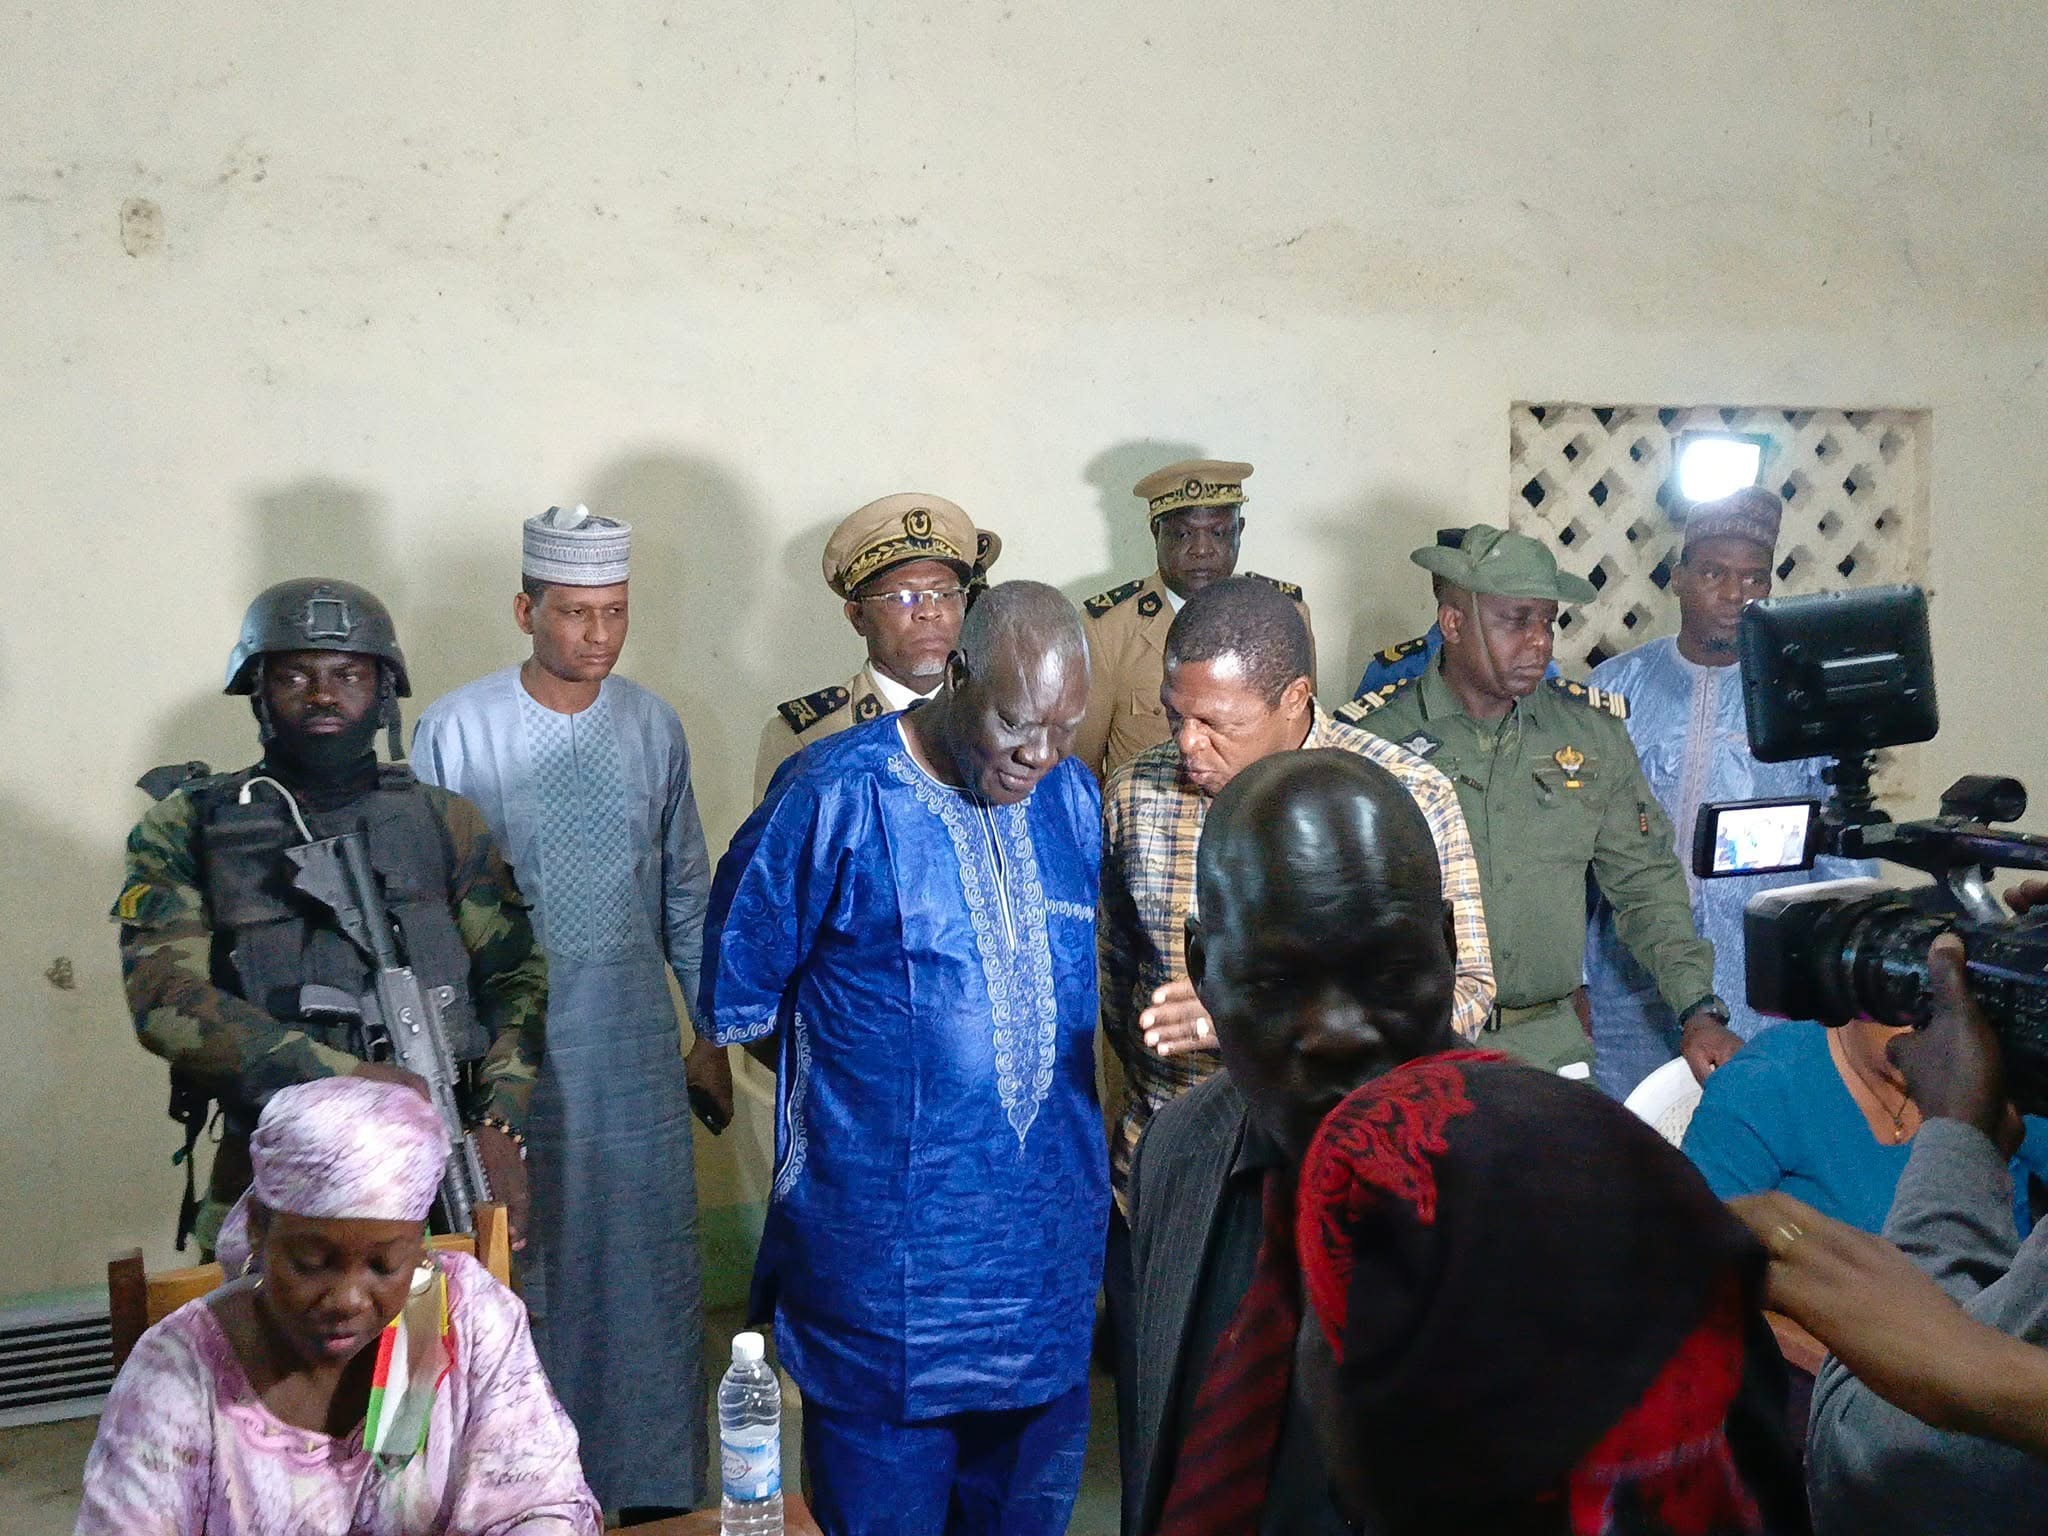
(413, 505), (729, 1520)
(1584, 487), (1871, 1099)
(702, 582), (1106, 1536)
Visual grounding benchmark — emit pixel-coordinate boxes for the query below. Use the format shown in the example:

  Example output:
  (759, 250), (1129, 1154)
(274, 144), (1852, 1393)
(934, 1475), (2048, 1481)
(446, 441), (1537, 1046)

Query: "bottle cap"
(732, 1331), (766, 1365)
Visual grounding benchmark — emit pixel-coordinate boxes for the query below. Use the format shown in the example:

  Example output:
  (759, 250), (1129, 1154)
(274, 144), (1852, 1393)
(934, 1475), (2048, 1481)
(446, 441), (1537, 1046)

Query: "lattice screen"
(1507, 404), (1930, 671)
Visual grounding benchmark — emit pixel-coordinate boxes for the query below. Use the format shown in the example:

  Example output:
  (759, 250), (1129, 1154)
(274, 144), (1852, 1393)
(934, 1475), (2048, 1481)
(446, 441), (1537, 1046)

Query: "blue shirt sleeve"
(699, 765), (834, 1043)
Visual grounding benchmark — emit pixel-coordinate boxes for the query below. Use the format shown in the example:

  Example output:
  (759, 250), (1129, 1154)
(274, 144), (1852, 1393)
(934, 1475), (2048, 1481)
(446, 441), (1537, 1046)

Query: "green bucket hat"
(1411, 523), (1597, 603)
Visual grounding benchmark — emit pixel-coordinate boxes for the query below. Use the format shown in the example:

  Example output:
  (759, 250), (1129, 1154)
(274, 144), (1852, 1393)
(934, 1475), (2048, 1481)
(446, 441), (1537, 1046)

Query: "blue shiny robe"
(1584, 637), (1874, 1098)
(702, 716), (1108, 1421)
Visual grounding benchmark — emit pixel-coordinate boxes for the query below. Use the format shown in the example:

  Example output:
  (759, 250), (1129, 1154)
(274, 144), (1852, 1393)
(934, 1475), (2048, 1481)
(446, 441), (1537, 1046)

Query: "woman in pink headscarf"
(77, 1078), (601, 1535)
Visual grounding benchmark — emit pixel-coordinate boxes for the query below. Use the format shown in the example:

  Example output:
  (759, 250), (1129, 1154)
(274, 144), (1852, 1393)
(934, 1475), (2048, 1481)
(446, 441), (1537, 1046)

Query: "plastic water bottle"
(719, 1331), (783, 1534)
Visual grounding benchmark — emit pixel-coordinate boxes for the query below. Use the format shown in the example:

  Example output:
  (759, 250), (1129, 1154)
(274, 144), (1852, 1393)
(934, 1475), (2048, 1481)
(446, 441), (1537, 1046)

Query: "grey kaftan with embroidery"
(413, 668), (710, 1511)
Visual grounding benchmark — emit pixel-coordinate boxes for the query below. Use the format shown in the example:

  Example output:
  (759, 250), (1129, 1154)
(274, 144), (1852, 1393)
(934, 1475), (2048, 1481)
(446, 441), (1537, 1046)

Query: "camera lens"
(1831, 899), (1950, 1028)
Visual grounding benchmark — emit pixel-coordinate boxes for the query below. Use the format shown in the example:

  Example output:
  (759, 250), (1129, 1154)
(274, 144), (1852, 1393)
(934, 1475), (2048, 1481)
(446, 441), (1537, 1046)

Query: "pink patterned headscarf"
(217, 1078), (448, 1273)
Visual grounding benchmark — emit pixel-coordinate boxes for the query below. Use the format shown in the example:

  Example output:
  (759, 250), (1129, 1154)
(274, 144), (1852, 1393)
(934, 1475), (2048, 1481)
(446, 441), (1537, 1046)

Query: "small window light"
(1673, 432), (1768, 504)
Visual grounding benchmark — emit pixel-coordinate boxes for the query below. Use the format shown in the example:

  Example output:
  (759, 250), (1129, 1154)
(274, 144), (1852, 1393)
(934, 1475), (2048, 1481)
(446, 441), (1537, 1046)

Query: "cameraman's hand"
(2006, 878), (2048, 917)
(1889, 933), (2010, 1146)
(1731, 1191), (2005, 1435)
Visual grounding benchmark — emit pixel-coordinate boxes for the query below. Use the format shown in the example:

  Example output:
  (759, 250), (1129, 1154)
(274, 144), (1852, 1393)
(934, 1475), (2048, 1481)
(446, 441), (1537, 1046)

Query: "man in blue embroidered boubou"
(702, 581), (1109, 1536)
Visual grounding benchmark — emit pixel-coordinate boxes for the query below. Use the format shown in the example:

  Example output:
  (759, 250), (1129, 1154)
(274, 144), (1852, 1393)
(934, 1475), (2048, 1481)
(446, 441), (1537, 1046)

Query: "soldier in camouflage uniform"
(1338, 526), (1727, 1075)
(113, 578), (543, 1254)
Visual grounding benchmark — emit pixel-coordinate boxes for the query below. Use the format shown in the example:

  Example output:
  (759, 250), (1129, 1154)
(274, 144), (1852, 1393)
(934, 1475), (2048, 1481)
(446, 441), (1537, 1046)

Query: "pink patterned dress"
(76, 1252), (601, 1535)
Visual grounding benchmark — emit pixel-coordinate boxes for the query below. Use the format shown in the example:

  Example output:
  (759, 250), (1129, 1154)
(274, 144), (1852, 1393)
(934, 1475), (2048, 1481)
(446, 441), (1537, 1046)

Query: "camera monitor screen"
(1692, 798), (1822, 878)
(1738, 584), (1938, 763)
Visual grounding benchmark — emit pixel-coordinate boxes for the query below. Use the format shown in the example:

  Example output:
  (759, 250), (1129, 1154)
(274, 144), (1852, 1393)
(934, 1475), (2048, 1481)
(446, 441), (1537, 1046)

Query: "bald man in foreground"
(1124, 750), (1464, 1534)
(704, 582), (1108, 1536)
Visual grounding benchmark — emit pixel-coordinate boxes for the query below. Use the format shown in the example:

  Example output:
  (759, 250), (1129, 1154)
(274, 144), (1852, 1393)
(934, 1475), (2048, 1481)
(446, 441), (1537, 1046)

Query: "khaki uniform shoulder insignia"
(1337, 676), (1415, 722)
(1137, 590), (1164, 618)
(1548, 677), (1630, 719)
(1084, 578), (1146, 619)
(777, 685), (852, 736)
(1246, 572), (1305, 601)
(1376, 635), (1427, 665)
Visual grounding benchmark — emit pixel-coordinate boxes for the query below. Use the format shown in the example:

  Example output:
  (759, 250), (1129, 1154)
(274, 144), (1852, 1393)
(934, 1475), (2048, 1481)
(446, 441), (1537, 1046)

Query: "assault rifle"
(290, 828), (492, 1234)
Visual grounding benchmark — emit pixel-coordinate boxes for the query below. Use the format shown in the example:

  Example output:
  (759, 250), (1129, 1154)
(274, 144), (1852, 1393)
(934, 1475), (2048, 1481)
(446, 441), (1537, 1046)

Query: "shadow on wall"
(145, 477), (409, 779)
(1300, 487), (1461, 701)
(0, 784), (175, 1293)
(580, 450), (794, 848)
(1066, 438), (1205, 608)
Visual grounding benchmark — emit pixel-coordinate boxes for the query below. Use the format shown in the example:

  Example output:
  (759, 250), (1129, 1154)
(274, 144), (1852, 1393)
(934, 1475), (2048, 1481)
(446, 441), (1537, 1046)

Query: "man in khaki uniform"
(753, 493), (1001, 800)
(1074, 458), (1313, 781)
(1337, 524), (1727, 1076)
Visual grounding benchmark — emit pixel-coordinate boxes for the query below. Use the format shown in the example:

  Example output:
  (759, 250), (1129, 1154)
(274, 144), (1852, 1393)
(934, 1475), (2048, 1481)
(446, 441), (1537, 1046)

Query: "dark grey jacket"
(1809, 1117), (2048, 1533)
(1124, 1071), (1250, 1535)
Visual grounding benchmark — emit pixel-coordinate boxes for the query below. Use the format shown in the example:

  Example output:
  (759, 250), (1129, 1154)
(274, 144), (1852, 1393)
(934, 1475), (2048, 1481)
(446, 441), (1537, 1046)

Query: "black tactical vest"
(191, 765), (490, 1112)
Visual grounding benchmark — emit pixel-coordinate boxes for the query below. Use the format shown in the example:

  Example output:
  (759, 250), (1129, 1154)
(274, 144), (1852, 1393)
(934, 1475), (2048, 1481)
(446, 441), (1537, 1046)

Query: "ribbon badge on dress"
(1554, 745), (1586, 790)
(363, 1263), (454, 1472)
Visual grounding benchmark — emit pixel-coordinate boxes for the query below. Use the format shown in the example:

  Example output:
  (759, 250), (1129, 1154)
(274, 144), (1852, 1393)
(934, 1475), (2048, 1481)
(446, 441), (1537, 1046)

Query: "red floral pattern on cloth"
(1565, 1281), (1763, 1536)
(1296, 1050), (1502, 1349)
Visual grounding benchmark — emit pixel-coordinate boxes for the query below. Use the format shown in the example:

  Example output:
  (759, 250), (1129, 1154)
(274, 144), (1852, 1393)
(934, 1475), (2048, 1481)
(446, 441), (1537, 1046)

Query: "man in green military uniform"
(113, 578), (545, 1253)
(1338, 525), (1729, 1074)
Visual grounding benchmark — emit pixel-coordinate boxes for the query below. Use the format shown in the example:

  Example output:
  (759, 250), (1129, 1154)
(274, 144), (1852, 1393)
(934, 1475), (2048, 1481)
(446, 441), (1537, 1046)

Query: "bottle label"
(721, 1432), (781, 1502)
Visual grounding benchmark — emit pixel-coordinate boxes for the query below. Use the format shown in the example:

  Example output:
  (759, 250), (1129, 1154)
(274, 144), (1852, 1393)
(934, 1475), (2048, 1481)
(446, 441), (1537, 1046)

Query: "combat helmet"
(225, 578), (411, 758)
(224, 578), (411, 696)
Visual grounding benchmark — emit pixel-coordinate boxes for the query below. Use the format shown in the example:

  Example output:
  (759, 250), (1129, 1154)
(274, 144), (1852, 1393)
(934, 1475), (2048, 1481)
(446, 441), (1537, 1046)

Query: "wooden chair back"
(107, 1203), (509, 1373)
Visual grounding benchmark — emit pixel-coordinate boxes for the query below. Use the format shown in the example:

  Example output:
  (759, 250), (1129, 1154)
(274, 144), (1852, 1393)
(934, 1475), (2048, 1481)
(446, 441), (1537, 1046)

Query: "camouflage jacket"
(111, 771), (546, 1132)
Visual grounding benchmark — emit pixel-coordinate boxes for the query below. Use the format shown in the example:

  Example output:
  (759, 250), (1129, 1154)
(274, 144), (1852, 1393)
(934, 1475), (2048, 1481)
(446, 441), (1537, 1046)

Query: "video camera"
(1691, 584), (2048, 1115)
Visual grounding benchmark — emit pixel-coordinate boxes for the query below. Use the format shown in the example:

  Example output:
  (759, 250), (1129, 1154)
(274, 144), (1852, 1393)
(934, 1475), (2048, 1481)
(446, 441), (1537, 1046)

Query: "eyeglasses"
(855, 587), (969, 611)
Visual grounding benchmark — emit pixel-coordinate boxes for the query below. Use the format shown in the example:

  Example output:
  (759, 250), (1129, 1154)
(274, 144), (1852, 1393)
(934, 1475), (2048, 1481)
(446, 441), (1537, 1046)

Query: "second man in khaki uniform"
(753, 493), (1000, 800)
(1074, 458), (1313, 781)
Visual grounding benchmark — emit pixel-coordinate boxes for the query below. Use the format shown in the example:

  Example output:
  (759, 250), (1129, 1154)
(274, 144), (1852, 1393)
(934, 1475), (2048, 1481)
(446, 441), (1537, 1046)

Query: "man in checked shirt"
(1097, 576), (1494, 1502)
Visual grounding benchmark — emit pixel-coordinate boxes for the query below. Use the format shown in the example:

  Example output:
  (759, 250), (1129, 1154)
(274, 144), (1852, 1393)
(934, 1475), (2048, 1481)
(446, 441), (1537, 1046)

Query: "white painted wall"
(5, 0), (2046, 1297)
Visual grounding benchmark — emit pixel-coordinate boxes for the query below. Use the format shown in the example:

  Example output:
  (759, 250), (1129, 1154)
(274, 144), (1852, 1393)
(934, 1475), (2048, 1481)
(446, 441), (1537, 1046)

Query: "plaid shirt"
(1097, 703), (1495, 1204)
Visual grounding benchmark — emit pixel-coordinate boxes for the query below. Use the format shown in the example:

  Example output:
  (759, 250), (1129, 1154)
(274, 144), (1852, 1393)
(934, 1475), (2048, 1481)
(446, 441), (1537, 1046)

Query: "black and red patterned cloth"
(1296, 1050), (1797, 1536)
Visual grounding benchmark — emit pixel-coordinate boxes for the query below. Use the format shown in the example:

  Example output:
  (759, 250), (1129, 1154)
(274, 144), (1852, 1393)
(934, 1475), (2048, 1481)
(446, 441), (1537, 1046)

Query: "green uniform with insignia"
(752, 664), (894, 801)
(113, 766), (547, 1248)
(1338, 524), (1717, 1072)
(1074, 569), (1314, 780)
